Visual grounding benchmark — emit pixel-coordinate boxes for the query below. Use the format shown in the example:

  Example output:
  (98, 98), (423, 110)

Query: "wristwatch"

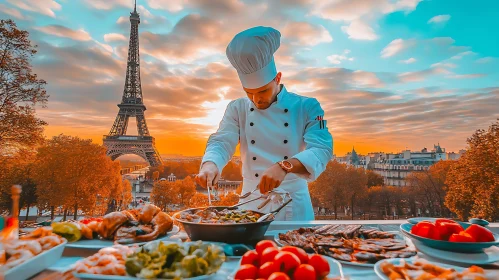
(277, 160), (293, 173)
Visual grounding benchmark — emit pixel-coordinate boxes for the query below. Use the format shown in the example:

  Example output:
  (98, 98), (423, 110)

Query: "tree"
(221, 161), (242, 181)
(445, 120), (499, 221)
(216, 193), (239, 206)
(407, 160), (455, 217)
(176, 176), (196, 205)
(33, 135), (123, 219)
(367, 170), (384, 187)
(0, 20), (48, 153)
(188, 192), (210, 208)
(343, 165), (368, 219)
(0, 148), (38, 218)
(120, 180), (133, 210)
(152, 171), (159, 181)
(309, 161), (348, 219)
(150, 181), (179, 211)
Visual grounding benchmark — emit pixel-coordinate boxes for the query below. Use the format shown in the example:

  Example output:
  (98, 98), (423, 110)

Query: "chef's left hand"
(258, 164), (287, 194)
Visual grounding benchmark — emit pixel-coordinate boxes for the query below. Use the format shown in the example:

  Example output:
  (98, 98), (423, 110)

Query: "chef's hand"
(195, 162), (219, 189)
(258, 164), (287, 194)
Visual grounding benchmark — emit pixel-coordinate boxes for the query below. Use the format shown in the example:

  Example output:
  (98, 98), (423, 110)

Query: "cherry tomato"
(260, 247), (279, 265)
(268, 272), (291, 280)
(293, 264), (317, 280)
(449, 231), (476, 242)
(241, 250), (259, 266)
(280, 246), (308, 264)
(308, 254), (330, 278)
(234, 264), (257, 279)
(412, 221), (440, 240)
(436, 220), (464, 240)
(258, 261), (278, 278)
(255, 240), (277, 256)
(274, 251), (301, 272)
(465, 224), (495, 242)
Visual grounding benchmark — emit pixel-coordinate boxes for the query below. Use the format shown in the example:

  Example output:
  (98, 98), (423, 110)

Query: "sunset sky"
(2, 0), (499, 157)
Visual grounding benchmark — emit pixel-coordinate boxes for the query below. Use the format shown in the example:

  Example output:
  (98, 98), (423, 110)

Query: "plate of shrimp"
(0, 227), (67, 280)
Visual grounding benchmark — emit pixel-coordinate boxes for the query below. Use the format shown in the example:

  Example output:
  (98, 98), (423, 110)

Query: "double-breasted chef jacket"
(201, 85), (333, 221)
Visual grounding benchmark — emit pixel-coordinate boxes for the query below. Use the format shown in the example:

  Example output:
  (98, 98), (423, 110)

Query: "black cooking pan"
(172, 199), (292, 244)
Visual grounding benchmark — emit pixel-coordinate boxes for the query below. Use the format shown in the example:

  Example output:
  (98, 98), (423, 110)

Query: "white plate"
(374, 258), (466, 280)
(66, 225), (180, 249)
(414, 241), (499, 265)
(73, 260), (235, 280)
(2, 240), (67, 280)
(228, 254), (344, 279)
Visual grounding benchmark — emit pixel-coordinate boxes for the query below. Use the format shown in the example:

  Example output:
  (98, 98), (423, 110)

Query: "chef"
(195, 26), (333, 221)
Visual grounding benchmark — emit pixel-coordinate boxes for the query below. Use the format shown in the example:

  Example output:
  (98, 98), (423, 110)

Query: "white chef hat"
(226, 26), (281, 89)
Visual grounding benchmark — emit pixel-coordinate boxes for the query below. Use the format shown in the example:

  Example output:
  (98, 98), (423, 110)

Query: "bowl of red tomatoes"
(400, 219), (499, 253)
(232, 240), (342, 280)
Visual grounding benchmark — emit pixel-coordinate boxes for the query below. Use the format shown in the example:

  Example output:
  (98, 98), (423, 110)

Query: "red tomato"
(293, 264), (316, 280)
(260, 247), (279, 265)
(234, 264), (258, 279)
(436, 221), (464, 240)
(255, 240), (277, 256)
(268, 272), (291, 280)
(465, 224), (495, 242)
(274, 251), (301, 272)
(412, 221), (440, 240)
(308, 254), (330, 278)
(258, 261), (278, 279)
(449, 231), (476, 242)
(435, 218), (458, 225)
(280, 246), (309, 264)
(241, 250), (259, 266)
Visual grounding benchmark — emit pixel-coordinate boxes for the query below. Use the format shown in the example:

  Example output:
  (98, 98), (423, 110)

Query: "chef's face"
(244, 72), (282, 110)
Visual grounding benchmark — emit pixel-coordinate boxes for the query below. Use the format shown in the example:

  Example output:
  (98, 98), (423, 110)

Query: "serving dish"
(400, 223), (499, 253)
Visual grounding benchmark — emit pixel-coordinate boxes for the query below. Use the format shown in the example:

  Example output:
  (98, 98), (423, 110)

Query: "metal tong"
(257, 198), (293, 222)
(238, 186), (259, 199)
(198, 195), (263, 212)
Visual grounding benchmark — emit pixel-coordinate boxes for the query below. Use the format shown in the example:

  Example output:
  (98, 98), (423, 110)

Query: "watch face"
(282, 161), (292, 169)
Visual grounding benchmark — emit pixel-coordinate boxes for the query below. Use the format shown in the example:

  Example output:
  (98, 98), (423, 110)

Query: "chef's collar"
(248, 84), (288, 111)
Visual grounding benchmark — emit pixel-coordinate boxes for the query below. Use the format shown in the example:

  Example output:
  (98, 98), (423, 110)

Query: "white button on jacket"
(202, 85), (333, 221)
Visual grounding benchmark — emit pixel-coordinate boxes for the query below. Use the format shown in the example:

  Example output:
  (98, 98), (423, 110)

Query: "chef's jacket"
(201, 85), (333, 221)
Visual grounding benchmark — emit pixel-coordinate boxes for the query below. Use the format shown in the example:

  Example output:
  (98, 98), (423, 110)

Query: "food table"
(30, 220), (499, 279)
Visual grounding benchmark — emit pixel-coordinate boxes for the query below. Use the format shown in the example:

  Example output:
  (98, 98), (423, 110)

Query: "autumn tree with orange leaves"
(0, 20), (48, 154)
(406, 160), (456, 217)
(33, 135), (123, 219)
(445, 120), (499, 221)
(151, 177), (197, 211)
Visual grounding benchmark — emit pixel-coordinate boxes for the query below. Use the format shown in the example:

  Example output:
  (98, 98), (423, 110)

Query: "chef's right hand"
(195, 161), (219, 189)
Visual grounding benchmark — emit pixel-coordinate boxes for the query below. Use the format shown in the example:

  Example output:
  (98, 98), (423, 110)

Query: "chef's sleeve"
(201, 100), (240, 174)
(292, 98), (333, 181)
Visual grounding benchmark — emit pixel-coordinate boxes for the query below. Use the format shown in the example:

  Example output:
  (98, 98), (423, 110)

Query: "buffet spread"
(1, 202), (499, 280)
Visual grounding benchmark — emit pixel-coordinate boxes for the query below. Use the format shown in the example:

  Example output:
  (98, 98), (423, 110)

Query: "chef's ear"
(274, 72), (282, 84)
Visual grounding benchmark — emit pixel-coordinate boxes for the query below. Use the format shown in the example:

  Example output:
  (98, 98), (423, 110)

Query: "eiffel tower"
(103, 1), (163, 166)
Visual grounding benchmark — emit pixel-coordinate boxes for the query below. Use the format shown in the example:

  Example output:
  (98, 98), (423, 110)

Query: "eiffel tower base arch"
(104, 136), (163, 167)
